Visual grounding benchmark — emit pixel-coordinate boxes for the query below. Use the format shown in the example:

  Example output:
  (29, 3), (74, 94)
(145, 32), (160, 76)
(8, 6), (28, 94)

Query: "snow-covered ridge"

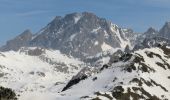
(0, 46), (170, 100)
(58, 46), (170, 100)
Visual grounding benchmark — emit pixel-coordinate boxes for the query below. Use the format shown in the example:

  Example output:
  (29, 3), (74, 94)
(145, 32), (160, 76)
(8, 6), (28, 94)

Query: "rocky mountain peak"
(145, 27), (158, 34)
(141, 27), (159, 39)
(18, 29), (32, 38)
(0, 29), (32, 51)
(81, 12), (99, 21)
(22, 29), (32, 34)
(49, 12), (100, 28)
(159, 22), (170, 37)
(64, 12), (82, 19)
(0, 12), (130, 59)
(164, 21), (170, 28)
(29, 12), (129, 59)
(52, 16), (62, 22)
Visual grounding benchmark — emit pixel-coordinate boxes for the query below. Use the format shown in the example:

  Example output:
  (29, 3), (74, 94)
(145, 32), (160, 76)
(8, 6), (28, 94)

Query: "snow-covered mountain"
(59, 45), (170, 100)
(0, 12), (170, 100)
(0, 12), (131, 59)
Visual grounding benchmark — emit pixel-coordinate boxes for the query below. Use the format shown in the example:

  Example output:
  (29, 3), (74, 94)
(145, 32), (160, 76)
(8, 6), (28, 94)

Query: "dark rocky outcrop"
(0, 86), (17, 100)
(62, 74), (87, 92)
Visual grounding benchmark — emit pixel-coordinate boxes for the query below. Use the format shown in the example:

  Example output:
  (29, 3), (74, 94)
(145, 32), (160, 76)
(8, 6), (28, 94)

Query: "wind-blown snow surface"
(0, 47), (84, 100)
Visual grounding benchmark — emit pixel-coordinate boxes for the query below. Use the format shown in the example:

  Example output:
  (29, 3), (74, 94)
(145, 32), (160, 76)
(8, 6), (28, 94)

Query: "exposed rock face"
(133, 22), (170, 50)
(1, 13), (170, 60)
(159, 22), (170, 38)
(133, 37), (170, 50)
(0, 86), (17, 100)
(123, 28), (139, 48)
(30, 12), (128, 58)
(1, 12), (130, 59)
(0, 29), (32, 51)
(144, 27), (159, 37)
(134, 27), (158, 47)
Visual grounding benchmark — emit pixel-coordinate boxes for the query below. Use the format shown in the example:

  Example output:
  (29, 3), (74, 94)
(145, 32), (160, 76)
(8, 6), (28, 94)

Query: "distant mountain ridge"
(1, 29), (33, 51)
(134, 22), (170, 50)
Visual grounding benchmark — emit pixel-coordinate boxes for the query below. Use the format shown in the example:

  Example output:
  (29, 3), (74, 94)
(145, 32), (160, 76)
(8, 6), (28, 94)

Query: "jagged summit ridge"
(159, 21), (170, 38)
(1, 12), (130, 59)
(133, 22), (170, 51)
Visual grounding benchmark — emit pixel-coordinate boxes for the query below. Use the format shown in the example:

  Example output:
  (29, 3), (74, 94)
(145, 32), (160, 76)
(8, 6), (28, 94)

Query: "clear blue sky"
(0, 0), (170, 45)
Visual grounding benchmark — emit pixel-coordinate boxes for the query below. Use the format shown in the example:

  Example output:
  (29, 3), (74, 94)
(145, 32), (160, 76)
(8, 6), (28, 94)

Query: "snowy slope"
(0, 46), (170, 100)
(0, 47), (84, 100)
(1, 38), (170, 100)
(58, 46), (170, 100)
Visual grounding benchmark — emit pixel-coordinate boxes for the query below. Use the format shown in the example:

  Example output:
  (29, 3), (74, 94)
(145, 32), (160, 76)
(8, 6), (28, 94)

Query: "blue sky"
(0, 0), (170, 45)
